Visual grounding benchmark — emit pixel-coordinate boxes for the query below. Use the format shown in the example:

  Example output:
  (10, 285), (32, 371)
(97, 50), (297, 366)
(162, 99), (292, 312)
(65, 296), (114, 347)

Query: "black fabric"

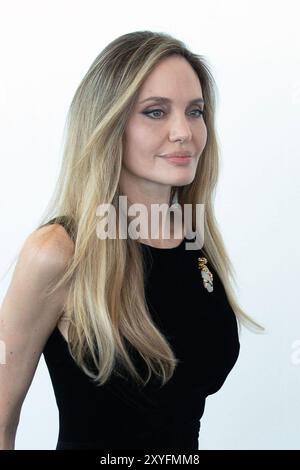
(42, 217), (240, 450)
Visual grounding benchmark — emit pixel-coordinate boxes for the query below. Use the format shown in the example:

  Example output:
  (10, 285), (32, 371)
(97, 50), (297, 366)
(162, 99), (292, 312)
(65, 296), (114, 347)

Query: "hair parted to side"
(34, 30), (264, 388)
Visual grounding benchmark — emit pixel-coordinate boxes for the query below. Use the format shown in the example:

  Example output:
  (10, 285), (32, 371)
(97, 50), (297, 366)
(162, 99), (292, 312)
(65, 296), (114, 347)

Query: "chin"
(169, 174), (196, 186)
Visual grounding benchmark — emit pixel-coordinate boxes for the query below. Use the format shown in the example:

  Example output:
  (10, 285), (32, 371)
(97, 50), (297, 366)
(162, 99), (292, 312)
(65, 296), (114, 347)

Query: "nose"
(168, 114), (193, 143)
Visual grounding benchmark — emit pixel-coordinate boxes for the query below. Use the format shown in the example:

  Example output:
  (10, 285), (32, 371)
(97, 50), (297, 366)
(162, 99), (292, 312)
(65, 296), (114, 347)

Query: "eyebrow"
(139, 96), (205, 105)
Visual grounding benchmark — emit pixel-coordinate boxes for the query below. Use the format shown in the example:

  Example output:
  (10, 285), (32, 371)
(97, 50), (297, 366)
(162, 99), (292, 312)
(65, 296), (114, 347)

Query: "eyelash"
(143, 109), (204, 119)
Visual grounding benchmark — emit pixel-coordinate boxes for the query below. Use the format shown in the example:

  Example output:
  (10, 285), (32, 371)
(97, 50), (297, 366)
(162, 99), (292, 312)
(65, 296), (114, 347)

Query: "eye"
(143, 109), (165, 118)
(190, 109), (204, 118)
(143, 109), (204, 119)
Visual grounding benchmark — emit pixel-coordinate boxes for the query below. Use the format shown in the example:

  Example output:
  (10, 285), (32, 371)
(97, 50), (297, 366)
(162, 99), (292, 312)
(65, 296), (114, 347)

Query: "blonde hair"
(31, 31), (264, 387)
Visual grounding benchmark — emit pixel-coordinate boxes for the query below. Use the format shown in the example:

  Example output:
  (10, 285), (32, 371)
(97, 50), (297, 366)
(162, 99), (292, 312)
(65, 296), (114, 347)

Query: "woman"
(0, 30), (263, 450)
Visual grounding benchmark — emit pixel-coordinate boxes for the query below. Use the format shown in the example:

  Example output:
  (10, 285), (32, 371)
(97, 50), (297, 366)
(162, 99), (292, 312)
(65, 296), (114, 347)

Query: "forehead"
(138, 55), (202, 98)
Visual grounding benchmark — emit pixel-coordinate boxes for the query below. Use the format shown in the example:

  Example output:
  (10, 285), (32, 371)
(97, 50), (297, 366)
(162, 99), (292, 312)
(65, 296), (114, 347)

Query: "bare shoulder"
(6, 222), (75, 320)
(22, 222), (75, 279)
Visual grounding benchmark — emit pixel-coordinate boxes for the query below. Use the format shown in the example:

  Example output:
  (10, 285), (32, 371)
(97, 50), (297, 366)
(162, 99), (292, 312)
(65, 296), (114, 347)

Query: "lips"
(160, 151), (192, 158)
(165, 155), (192, 159)
(163, 156), (192, 165)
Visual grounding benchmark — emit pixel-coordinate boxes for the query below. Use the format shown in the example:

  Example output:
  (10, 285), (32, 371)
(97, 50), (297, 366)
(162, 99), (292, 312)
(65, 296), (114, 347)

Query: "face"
(120, 55), (207, 203)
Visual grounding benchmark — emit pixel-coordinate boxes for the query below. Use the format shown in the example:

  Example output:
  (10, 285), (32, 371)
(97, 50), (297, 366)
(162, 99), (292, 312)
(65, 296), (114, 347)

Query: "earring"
(198, 257), (214, 292)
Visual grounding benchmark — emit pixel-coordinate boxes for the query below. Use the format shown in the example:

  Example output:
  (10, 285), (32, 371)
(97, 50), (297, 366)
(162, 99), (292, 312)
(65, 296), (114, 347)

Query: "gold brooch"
(198, 257), (214, 292)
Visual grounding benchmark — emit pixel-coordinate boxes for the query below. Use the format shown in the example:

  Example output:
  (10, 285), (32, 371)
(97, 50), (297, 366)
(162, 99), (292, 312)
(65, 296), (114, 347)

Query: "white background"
(0, 0), (299, 450)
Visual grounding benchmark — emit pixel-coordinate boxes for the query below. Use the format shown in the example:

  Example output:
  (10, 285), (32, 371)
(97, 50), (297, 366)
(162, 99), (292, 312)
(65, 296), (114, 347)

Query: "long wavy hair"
(31, 30), (263, 387)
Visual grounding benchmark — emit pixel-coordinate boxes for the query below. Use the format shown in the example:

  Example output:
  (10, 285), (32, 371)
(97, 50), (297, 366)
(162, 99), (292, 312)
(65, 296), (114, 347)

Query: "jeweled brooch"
(198, 257), (214, 292)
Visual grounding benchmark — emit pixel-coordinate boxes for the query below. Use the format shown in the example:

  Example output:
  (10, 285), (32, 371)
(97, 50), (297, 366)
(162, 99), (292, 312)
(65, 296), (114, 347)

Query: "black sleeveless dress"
(42, 217), (240, 450)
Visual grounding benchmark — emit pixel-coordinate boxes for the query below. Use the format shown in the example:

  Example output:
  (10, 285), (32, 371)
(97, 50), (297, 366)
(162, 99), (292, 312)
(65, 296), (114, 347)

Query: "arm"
(0, 224), (74, 449)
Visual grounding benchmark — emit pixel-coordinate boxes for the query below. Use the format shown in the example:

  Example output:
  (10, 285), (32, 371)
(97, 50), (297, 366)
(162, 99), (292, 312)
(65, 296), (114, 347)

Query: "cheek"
(197, 122), (208, 150)
(125, 123), (160, 161)
(123, 131), (153, 173)
(133, 127), (160, 150)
